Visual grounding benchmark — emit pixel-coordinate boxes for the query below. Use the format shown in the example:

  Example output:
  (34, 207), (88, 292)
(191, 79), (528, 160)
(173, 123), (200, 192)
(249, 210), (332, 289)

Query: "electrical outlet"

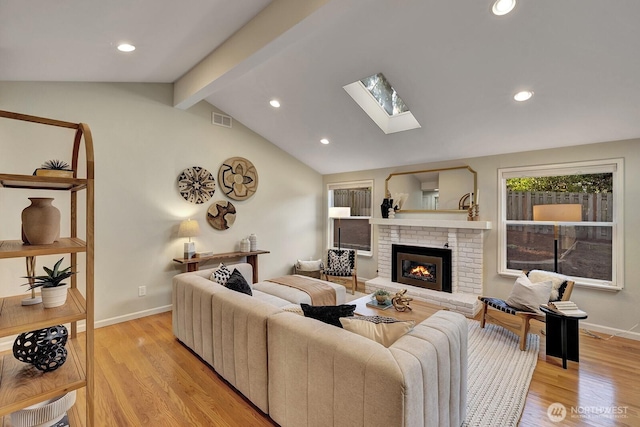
(138, 286), (146, 297)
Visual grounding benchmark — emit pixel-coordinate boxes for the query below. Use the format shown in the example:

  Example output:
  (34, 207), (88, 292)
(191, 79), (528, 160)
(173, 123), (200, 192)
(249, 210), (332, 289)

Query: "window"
(327, 180), (373, 255)
(498, 159), (623, 290)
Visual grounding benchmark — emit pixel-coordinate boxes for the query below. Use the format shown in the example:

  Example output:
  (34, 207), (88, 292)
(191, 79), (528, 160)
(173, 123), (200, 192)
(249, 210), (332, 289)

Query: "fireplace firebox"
(392, 244), (452, 292)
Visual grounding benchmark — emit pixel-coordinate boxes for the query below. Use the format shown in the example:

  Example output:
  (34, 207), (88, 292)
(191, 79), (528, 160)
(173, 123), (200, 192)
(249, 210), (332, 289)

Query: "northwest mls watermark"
(547, 402), (629, 422)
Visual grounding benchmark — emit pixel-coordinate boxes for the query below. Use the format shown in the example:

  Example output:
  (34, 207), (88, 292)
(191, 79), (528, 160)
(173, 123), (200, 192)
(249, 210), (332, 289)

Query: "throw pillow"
(224, 269), (252, 296)
(506, 273), (553, 314)
(300, 303), (356, 328)
(527, 270), (569, 301)
(296, 259), (323, 271)
(328, 250), (351, 274)
(340, 316), (415, 347)
(211, 263), (232, 285)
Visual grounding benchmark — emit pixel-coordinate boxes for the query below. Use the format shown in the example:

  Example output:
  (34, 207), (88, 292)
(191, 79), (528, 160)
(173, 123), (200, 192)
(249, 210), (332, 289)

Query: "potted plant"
(23, 258), (76, 308)
(373, 289), (391, 305)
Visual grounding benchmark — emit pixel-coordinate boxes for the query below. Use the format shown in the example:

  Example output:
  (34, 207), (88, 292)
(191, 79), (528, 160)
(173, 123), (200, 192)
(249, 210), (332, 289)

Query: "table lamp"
(178, 219), (200, 259)
(533, 204), (582, 272)
(329, 207), (351, 251)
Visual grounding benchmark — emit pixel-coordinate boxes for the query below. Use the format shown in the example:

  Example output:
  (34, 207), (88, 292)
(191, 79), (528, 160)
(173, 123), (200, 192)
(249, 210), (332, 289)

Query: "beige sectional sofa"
(172, 263), (468, 427)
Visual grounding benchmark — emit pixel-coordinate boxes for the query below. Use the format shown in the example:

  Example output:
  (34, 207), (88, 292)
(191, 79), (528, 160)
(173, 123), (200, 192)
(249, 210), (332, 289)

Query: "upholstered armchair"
(478, 270), (575, 350)
(321, 249), (357, 295)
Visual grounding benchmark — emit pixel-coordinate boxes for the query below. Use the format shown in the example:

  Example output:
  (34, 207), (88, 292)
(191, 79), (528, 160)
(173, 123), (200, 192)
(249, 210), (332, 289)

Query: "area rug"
(464, 320), (539, 426)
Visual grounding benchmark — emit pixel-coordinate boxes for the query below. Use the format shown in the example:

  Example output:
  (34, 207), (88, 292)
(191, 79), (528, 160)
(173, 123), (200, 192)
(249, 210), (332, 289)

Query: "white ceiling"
(2, 0), (639, 174)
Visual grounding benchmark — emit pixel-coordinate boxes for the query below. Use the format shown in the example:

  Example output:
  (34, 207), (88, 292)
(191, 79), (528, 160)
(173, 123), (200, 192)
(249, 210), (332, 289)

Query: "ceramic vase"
(21, 198), (60, 245)
(249, 233), (257, 251)
(240, 238), (250, 253)
(41, 284), (69, 308)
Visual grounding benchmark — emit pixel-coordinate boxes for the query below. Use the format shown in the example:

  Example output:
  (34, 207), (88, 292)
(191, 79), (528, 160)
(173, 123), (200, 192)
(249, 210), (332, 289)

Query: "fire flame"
(410, 265), (432, 278)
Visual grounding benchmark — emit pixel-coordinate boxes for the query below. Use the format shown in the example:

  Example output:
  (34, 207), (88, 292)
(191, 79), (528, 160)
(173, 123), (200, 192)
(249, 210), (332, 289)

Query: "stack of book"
(546, 301), (587, 317)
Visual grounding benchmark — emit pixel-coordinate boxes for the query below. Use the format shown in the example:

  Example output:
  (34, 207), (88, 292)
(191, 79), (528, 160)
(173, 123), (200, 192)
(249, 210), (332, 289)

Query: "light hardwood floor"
(7, 308), (638, 426)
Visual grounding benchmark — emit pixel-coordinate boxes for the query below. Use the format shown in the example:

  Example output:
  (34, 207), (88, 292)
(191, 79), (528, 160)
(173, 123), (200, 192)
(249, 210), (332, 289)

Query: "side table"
(540, 305), (588, 369)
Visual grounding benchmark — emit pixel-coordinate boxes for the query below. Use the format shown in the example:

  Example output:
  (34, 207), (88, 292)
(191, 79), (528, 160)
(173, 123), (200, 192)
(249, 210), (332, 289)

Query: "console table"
(173, 250), (270, 283)
(540, 305), (588, 369)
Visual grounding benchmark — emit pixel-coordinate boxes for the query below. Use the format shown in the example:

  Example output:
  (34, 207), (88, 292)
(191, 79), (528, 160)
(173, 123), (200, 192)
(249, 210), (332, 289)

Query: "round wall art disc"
(207, 200), (236, 230)
(177, 166), (216, 204)
(218, 157), (259, 200)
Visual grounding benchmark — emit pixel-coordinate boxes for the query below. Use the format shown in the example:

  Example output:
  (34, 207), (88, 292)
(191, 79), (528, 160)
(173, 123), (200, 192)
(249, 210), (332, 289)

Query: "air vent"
(212, 112), (232, 128)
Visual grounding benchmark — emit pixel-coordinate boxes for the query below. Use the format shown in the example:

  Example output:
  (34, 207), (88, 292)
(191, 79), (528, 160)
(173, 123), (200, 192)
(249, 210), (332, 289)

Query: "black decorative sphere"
(13, 325), (69, 371)
(33, 344), (68, 372)
(13, 330), (43, 364)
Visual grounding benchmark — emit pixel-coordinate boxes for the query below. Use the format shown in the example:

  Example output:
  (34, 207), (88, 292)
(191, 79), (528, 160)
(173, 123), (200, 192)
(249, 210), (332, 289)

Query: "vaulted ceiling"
(2, 0), (639, 174)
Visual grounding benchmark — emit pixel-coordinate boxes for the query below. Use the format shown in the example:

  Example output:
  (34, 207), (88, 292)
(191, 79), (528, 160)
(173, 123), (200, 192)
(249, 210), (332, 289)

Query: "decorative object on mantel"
(388, 207), (395, 219)
(33, 159), (74, 178)
(218, 156), (258, 200)
(249, 233), (257, 251)
(22, 257), (75, 308)
(13, 325), (69, 371)
(391, 288), (413, 312)
(177, 166), (216, 204)
(10, 391), (76, 427)
(178, 219), (200, 259)
(21, 197), (60, 245)
(380, 198), (393, 218)
(207, 200), (236, 230)
(460, 191), (480, 221)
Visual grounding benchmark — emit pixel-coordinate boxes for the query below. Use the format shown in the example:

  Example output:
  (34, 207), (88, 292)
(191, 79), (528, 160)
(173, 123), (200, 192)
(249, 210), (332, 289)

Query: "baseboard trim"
(0, 305), (172, 352)
(581, 321), (640, 341)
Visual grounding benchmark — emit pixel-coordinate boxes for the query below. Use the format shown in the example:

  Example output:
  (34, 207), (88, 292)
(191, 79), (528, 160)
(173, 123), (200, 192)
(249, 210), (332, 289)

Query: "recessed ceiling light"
(269, 99), (281, 108)
(117, 43), (136, 52)
(492, 0), (516, 16)
(320, 138), (330, 145)
(514, 90), (534, 102)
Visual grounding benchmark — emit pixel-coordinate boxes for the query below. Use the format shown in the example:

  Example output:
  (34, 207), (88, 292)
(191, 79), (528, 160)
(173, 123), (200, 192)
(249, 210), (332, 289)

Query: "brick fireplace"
(366, 218), (491, 317)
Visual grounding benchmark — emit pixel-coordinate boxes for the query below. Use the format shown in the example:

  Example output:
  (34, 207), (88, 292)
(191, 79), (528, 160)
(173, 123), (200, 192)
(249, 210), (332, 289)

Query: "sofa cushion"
(225, 269), (252, 296)
(300, 303), (355, 328)
(340, 316), (415, 347)
(506, 273), (552, 314)
(211, 263), (232, 285)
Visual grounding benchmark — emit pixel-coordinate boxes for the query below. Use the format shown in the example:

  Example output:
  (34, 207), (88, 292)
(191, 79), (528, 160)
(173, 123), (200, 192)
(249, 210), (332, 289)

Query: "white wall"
(324, 140), (640, 334)
(0, 82), (323, 325)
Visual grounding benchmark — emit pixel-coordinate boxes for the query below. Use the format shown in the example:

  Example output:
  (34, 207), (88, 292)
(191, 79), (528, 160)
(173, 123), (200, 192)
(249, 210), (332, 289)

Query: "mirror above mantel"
(384, 166), (478, 218)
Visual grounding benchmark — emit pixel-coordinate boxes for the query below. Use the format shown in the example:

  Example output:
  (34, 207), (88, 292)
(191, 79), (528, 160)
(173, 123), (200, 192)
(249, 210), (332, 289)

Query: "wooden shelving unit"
(0, 110), (94, 427)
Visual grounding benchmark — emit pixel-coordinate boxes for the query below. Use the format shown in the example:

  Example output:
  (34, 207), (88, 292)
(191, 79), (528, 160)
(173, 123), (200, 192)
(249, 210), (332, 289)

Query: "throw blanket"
(266, 275), (336, 306)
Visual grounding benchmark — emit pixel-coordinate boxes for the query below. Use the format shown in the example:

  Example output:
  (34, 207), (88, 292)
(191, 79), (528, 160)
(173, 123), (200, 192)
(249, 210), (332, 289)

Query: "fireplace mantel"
(370, 218), (492, 230)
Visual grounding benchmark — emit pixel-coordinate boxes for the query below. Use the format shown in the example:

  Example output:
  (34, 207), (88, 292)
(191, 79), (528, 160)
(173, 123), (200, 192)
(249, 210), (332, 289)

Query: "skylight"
(360, 73), (408, 116)
(344, 72), (421, 134)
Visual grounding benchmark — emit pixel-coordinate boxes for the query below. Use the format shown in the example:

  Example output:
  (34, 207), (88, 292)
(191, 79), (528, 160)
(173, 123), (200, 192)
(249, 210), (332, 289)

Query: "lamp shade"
(532, 204), (582, 222)
(178, 219), (201, 238)
(329, 207), (351, 218)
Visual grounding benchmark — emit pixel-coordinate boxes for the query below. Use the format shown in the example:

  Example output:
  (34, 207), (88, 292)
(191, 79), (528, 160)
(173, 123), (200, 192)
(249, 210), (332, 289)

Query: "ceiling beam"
(173, 0), (338, 110)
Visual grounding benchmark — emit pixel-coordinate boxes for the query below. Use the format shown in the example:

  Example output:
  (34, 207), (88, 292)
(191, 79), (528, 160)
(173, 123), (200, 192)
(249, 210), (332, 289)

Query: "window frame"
(497, 159), (624, 290)
(327, 180), (374, 257)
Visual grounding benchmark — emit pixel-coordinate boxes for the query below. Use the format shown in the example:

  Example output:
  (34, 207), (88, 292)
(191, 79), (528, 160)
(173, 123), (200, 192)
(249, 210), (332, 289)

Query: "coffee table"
(350, 294), (442, 323)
